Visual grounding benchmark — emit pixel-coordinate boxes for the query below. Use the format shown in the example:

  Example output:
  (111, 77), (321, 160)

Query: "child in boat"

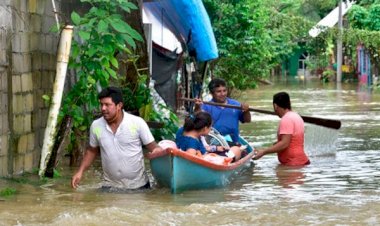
(175, 111), (242, 161)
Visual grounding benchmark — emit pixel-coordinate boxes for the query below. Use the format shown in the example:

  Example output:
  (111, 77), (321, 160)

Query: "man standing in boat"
(195, 78), (251, 146)
(253, 92), (310, 166)
(71, 87), (162, 191)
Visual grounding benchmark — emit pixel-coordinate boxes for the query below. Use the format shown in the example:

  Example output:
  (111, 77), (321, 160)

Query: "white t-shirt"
(89, 111), (154, 189)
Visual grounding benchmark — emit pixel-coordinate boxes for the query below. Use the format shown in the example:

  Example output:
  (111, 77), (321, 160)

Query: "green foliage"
(59, 0), (178, 147)
(60, 0), (141, 142)
(203, 0), (379, 84)
(121, 72), (151, 113)
(345, 2), (380, 74)
(204, 0), (272, 89)
(348, 5), (369, 29)
(118, 60), (179, 141)
(322, 68), (335, 82)
(150, 104), (179, 141)
(42, 94), (51, 106)
(0, 187), (17, 197)
(53, 169), (61, 178)
(204, 0), (315, 89)
(59, 0), (142, 147)
(367, 4), (380, 30)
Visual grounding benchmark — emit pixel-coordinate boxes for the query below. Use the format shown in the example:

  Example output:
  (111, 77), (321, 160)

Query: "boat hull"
(148, 138), (255, 193)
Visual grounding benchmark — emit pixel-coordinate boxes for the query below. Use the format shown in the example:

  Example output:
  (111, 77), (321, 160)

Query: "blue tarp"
(143, 0), (218, 62)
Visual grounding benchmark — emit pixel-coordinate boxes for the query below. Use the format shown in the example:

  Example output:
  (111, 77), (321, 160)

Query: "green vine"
(60, 0), (142, 129)
(0, 187), (16, 197)
(58, 0), (178, 155)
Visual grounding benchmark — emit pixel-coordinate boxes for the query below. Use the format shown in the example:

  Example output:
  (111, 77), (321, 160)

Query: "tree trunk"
(39, 26), (73, 177)
(122, 0), (149, 86)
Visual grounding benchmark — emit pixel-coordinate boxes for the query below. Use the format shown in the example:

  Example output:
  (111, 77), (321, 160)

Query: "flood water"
(1, 78), (380, 225)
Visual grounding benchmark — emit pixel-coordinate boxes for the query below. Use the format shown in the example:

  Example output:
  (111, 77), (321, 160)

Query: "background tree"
(204, 0), (318, 90)
(347, 0), (380, 80)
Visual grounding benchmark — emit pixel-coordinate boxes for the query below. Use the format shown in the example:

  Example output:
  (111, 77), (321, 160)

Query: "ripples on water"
(1, 79), (380, 225)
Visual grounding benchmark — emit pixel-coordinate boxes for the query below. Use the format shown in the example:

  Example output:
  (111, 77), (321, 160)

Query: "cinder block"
(0, 97), (5, 115)
(32, 71), (42, 89)
(0, 134), (8, 156)
(45, 35), (57, 54)
(30, 33), (40, 52)
(20, 32), (30, 52)
(32, 148), (40, 168)
(0, 5), (11, 28)
(42, 16), (56, 34)
(0, 31), (5, 46)
(17, 134), (28, 154)
(0, 157), (8, 176)
(12, 94), (23, 114)
(31, 52), (42, 71)
(25, 93), (34, 112)
(21, 73), (33, 92)
(34, 88), (44, 109)
(40, 53), (48, 70)
(24, 152), (34, 172)
(1, 113), (8, 134)
(11, 32), (21, 53)
(38, 34), (46, 52)
(13, 155), (24, 175)
(19, 0), (27, 13)
(32, 109), (41, 130)
(0, 51), (6, 68)
(12, 74), (22, 93)
(36, 0), (46, 15)
(12, 12), (25, 33)
(27, 133), (35, 151)
(34, 125), (42, 147)
(1, 93), (8, 113)
(51, 55), (57, 71)
(1, 72), (7, 91)
(40, 108), (48, 127)
(12, 53), (23, 74)
(11, 0), (21, 10)
(41, 70), (52, 89)
(24, 113), (31, 132)
(23, 53), (32, 73)
(28, 0), (37, 14)
(13, 114), (24, 134)
(19, 12), (30, 32)
(44, 0), (54, 17)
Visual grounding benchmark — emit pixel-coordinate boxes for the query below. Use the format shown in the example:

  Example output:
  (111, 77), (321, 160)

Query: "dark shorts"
(100, 182), (151, 193)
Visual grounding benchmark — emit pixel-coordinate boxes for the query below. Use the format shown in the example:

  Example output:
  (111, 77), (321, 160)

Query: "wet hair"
(98, 86), (123, 105)
(273, 92), (291, 110)
(183, 111), (212, 132)
(208, 78), (226, 94)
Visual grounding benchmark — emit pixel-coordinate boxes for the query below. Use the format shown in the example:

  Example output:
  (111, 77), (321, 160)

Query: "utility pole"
(336, 0), (343, 83)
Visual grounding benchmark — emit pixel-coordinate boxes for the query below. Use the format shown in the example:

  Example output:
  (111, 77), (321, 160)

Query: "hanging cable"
(51, 0), (60, 29)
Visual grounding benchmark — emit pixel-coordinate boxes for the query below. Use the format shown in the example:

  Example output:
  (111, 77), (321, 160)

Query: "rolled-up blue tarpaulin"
(143, 0), (218, 62)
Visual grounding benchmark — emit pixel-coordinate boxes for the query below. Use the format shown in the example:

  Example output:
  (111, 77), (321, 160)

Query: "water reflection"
(275, 165), (306, 189)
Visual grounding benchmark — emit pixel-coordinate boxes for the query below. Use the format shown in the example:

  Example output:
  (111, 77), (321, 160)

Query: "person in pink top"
(253, 92), (310, 166)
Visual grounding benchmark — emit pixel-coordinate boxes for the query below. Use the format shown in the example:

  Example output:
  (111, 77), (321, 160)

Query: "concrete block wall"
(0, 0), (62, 176)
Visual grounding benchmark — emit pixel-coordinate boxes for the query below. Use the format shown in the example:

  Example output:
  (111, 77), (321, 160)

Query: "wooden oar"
(180, 97), (341, 130)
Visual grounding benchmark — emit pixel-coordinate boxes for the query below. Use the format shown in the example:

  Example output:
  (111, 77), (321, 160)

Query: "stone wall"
(0, 0), (62, 176)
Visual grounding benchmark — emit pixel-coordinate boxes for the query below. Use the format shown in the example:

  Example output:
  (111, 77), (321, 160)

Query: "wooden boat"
(147, 136), (255, 194)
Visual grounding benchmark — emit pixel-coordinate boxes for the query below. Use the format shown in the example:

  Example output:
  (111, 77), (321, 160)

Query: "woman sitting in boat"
(175, 111), (242, 161)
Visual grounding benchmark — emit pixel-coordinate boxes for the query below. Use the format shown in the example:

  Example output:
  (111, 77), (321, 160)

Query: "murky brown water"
(1, 78), (380, 225)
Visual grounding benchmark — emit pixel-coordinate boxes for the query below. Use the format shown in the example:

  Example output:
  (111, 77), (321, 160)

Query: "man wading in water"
(71, 87), (162, 191)
(253, 92), (310, 166)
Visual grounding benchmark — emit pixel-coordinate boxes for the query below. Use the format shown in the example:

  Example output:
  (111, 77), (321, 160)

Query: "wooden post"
(39, 25), (73, 177)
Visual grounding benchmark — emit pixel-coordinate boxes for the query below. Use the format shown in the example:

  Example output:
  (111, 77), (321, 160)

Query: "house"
(142, 0), (218, 110)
